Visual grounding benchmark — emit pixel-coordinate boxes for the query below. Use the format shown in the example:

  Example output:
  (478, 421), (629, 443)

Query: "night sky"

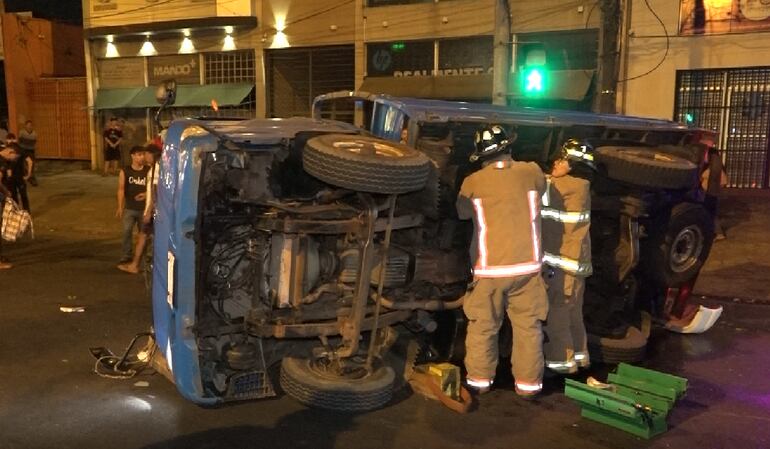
(5, 0), (83, 25)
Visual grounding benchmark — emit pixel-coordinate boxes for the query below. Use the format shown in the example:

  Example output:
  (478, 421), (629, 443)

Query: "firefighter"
(541, 138), (595, 375)
(456, 125), (548, 398)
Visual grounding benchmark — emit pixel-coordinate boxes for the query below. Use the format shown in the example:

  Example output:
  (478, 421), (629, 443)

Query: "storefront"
(265, 45), (355, 118)
(361, 36), (494, 101)
(93, 50), (256, 164)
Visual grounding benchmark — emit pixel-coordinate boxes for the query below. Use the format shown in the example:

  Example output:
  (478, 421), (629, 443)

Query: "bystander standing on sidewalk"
(116, 146), (149, 264)
(103, 117), (123, 176)
(0, 145), (20, 269)
(119, 143), (160, 274)
(18, 120), (37, 186)
(5, 134), (31, 212)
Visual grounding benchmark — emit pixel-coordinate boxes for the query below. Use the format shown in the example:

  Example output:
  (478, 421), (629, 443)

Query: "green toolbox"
(564, 363), (688, 439)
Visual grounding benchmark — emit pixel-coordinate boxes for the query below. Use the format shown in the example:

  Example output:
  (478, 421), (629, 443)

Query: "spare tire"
(280, 356), (395, 412)
(587, 312), (651, 364)
(303, 134), (431, 194)
(595, 146), (698, 190)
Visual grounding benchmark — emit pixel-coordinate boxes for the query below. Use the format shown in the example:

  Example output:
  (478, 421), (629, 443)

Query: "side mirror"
(156, 79), (177, 106)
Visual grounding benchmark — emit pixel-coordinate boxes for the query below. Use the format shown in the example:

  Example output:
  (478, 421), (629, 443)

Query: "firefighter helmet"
(470, 125), (513, 162)
(561, 138), (596, 170)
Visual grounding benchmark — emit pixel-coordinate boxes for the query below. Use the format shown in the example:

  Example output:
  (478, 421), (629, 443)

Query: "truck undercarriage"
(183, 121), (715, 410)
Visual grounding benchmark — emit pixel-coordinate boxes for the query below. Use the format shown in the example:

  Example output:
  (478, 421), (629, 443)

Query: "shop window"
(204, 50), (256, 84)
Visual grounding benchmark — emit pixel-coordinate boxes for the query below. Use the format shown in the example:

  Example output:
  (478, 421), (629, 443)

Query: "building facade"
(82, 0), (603, 169)
(620, 0), (770, 188)
(86, 0), (770, 190)
(1, 11), (88, 159)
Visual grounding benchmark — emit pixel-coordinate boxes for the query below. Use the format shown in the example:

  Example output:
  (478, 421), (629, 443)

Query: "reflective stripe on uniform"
(515, 382), (543, 392)
(574, 352), (589, 361)
(474, 262), (543, 277)
(546, 360), (577, 373)
(471, 191), (542, 278)
(467, 378), (493, 388)
(541, 207), (591, 223)
(472, 198), (489, 268)
(543, 252), (593, 276)
(574, 352), (590, 367)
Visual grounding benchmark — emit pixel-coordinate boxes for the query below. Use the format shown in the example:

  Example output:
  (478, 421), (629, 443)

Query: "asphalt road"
(0, 165), (768, 449)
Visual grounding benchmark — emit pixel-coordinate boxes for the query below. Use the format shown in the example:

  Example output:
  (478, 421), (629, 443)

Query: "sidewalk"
(694, 189), (770, 302)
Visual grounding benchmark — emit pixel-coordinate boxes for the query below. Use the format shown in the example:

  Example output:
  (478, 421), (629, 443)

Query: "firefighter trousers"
(464, 273), (549, 392)
(543, 270), (589, 373)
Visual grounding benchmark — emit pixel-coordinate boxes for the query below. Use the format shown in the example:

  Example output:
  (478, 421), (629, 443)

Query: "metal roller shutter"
(266, 45), (354, 119)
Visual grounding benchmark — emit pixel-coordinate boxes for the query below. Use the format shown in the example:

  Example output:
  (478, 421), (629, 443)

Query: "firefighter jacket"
(456, 159), (546, 278)
(542, 174), (592, 285)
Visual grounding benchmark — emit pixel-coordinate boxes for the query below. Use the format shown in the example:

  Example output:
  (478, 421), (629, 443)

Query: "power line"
(617, 0), (669, 83)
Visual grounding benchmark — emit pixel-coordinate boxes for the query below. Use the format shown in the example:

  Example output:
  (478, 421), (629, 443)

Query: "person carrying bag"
(1, 196), (33, 242)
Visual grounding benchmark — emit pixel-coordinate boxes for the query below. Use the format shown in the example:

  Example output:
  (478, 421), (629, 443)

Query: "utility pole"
(596, 0), (622, 113)
(492, 0), (511, 106)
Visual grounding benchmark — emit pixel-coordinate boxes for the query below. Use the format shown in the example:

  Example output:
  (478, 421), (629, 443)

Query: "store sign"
(98, 57), (145, 88)
(367, 41), (434, 77)
(680, 0), (770, 35)
(394, 67), (490, 77)
(367, 37), (493, 77)
(148, 55), (201, 85)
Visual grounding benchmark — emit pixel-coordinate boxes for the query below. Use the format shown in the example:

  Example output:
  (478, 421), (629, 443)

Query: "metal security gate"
(675, 68), (770, 188)
(266, 45), (354, 119)
(27, 77), (90, 160)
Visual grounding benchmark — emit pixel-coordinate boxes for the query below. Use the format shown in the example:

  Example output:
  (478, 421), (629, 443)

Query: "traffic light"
(522, 66), (546, 94)
(519, 44), (548, 98)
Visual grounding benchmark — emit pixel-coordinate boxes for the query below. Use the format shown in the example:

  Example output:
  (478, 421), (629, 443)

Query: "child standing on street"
(116, 146), (149, 264)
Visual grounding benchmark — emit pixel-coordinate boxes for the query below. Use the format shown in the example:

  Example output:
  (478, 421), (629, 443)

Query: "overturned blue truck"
(149, 89), (722, 411)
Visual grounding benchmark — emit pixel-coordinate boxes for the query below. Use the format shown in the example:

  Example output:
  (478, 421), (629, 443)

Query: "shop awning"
(94, 87), (144, 109)
(174, 83), (255, 107)
(95, 83), (255, 109)
(360, 74), (493, 100)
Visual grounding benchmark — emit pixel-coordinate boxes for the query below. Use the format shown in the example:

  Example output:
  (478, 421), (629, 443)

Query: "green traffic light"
(526, 69), (543, 92)
(685, 113), (694, 123)
(521, 67), (546, 96)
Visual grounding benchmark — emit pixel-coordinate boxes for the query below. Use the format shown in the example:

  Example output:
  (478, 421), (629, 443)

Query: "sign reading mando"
(148, 55), (201, 85)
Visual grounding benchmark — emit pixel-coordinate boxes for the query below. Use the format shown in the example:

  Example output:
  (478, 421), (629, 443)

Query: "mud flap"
(665, 304), (723, 334)
(663, 285), (723, 334)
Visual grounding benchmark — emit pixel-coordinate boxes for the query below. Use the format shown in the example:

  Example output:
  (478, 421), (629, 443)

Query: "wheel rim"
(332, 140), (407, 159)
(669, 225), (704, 273)
(305, 357), (370, 382)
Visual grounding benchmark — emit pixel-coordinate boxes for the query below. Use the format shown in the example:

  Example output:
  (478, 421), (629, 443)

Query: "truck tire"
(280, 356), (395, 412)
(645, 203), (715, 287)
(594, 146), (698, 190)
(587, 312), (651, 364)
(303, 134), (431, 194)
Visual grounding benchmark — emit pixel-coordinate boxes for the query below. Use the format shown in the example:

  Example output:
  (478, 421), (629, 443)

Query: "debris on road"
(408, 363), (472, 414)
(59, 306), (85, 313)
(133, 381), (149, 388)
